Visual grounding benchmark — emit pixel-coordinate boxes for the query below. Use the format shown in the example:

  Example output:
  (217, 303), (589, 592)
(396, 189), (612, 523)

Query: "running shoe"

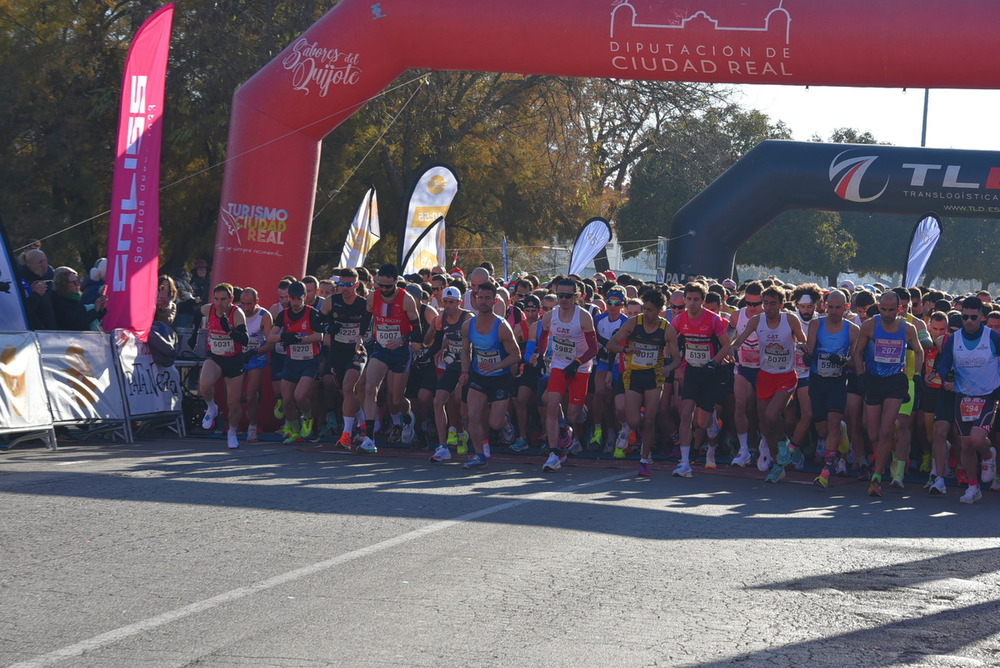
(336, 432), (354, 450)
(777, 439), (791, 466)
(731, 450), (752, 467)
(834, 457), (848, 476)
(928, 476), (947, 495)
(813, 470), (829, 488)
(867, 478), (883, 497)
(357, 436), (378, 454)
(705, 451), (717, 470)
(857, 465), (871, 481)
(960, 486), (982, 504)
(300, 417), (314, 440)
(614, 427), (630, 458)
(568, 437), (583, 456)
(457, 431), (469, 455)
(501, 416), (517, 444)
(789, 446), (805, 470)
(637, 461), (651, 477)
(201, 405), (218, 431)
(756, 448), (772, 473)
(613, 446), (626, 459)
(981, 447), (997, 484)
(463, 453), (488, 469)
(672, 462), (693, 478)
(889, 476), (905, 490)
(510, 437), (530, 453)
(430, 445), (452, 462)
(814, 439), (826, 461)
(282, 431), (302, 445)
(590, 426), (604, 450)
(919, 452), (932, 473)
(765, 464), (785, 484)
(388, 424), (403, 443)
(227, 431), (239, 449)
(400, 413), (416, 444)
(273, 398), (284, 420)
(706, 412), (721, 439)
(446, 428), (459, 447)
(991, 477), (1000, 492)
(603, 442), (615, 455)
(246, 425), (258, 443)
(483, 443), (492, 460)
(543, 452), (563, 472)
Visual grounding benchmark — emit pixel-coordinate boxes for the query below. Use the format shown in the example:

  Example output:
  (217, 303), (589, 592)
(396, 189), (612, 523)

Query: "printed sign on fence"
(114, 329), (182, 416)
(0, 332), (53, 431)
(36, 330), (127, 423)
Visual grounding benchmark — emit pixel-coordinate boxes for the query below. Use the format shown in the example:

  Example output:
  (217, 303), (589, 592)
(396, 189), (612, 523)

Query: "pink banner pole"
(104, 3), (174, 341)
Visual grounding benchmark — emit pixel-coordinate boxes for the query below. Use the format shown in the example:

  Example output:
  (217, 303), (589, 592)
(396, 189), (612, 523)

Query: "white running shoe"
(357, 437), (378, 454)
(226, 431), (239, 449)
(483, 442), (492, 460)
(568, 437), (583, 455)
(731, 450), (752, 467)
(673, 462), (693, 478)
(757, 448), (772, 473)
(981, 447), (996, 484)
(542, 452), (562, 472)
(928, 476), (947, 495)
(705, 451), (717, 470)
(501, 416), (516, 444)
(960, 486), (982, 504)
(400, 412), (416, 443)
(706, 411), (721, 439)
(246, 425), (258, 442)
(834, 457), (849, 476)
(430, 445), (451, 462)
(615, 426), (631, 451)
(201, 404), (219, 431)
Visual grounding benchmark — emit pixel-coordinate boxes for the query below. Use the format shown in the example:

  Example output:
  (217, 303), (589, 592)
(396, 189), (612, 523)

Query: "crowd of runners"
(188, 262), (1000, 505)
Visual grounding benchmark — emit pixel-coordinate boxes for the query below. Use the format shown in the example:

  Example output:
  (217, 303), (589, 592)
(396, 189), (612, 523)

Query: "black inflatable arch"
(664, 140), (1000, 281)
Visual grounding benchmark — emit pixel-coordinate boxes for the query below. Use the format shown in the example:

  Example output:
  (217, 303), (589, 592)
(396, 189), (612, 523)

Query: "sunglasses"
(378, 282), (395, 289)
(744, 300), (762, 306)
(556, 293), (575, 299)
(962, 314), (980, 321)
(670, 304), (684, 310)
(607, 299), (623, 306)
(337, 281), (356, 288)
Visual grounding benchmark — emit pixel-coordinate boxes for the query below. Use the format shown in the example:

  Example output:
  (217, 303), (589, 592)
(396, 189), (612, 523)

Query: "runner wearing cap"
(428, 286), (473, 462)
(266, 280), (325, 444)
(321, 268), (371, 450)
(196, 282), (250, 449)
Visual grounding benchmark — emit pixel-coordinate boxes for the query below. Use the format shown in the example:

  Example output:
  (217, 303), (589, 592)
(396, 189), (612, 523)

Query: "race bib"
(630, 342), (659, 368)
(685, 342), (710, 366)
(552, 336), (576, 361)
(960, 396), (986, 422)
(274, 341), (286, 355)
(873, 337), (905, 365)
(476, 348), (501, 368)
(288, 343), (315, 361)
(739, 344), (760, 368)
(376, 325), (401, 347)
(335, 322), (361, 344)
(816, 353), (843, 378)
(249, 331), (266, 347)
(209, 336), (235, 356)
(762, 342), (791, 369)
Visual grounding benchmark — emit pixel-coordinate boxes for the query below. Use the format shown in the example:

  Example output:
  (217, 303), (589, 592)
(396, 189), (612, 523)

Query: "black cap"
(288, 281), (306, 298)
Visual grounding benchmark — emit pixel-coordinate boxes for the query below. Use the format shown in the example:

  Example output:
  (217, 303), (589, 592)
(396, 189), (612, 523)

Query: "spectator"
(18, 248), (56, 330)
(172, 268), (198, 327)
(52, 266), (106, 331)
(156, 275), (178, 326)
(190, 258), (211, 305)
(81, 258), (107, 305)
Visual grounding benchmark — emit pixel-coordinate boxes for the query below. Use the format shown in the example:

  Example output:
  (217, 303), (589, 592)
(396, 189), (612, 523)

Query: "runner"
(730, 281), (764, 466)
(266, 281), (325, 443)
(805, 289), (860, 488)
(238, 287), (273, 443)
(923, 310), (955, 495)
(459, 281), (521, 469)
(511, 294), (543, 453)
(196, 283), (249, 449)
(931, 296), (1000, 503)
(852, 290), (924, 497)
(428, 286), (473, 462)
(268, 278), (293, 427)
(672, 282), (731, 477)
(359, 264), (423, 454)
(592, 286), (629, 451)
(538, 278), (599, 472)
(321, 268), (371, 451)
(606, 288), (681, 477)
(727, 285), (806, 483)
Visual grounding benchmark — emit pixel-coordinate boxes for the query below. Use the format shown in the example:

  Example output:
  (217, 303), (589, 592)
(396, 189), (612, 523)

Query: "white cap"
(442, 286), (462, 300)
(839, 280), (855, 291)
(722, 279), (737, 289)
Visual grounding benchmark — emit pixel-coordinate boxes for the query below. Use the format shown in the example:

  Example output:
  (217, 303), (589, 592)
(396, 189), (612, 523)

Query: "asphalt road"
(2, 437), (1000, 667)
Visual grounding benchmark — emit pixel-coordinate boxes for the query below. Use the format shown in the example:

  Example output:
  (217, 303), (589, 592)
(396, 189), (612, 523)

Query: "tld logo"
(829, 151), (889, 203)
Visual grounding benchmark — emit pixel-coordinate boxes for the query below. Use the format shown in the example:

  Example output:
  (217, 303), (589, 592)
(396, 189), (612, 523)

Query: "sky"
(736, 85), (1000, 152)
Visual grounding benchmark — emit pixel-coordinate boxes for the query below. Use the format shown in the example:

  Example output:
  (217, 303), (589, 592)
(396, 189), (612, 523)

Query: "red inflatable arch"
(214, 0), (1000, 291)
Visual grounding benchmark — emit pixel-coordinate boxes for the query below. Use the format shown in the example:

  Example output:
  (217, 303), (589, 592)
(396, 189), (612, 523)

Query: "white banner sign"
(339, 186), (380, 268)
(568, 217), (612, 277)
(904, 214), (942, 288)
(37, 330), (127, 423)
(0, 228), (28, 331)
(0, 332), (52, 431)
(114, 329), (182, 416)
(401, 165), (459, 275)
